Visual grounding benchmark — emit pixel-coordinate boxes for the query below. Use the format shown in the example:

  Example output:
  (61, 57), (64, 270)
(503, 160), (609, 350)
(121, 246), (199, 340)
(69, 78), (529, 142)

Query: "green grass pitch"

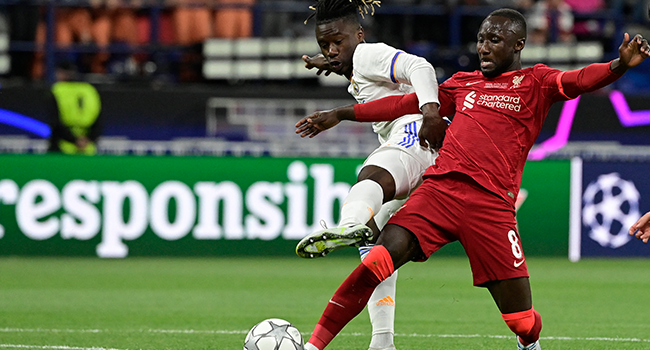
(1, 256), (649, 350)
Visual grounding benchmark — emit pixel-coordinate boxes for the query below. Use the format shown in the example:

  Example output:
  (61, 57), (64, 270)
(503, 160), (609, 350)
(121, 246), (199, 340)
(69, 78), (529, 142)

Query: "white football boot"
(296, 224), (373, 258)
(517, 337), (542, 350)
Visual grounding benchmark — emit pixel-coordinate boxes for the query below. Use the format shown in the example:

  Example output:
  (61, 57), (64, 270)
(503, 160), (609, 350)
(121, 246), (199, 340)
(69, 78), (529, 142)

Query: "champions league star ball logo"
(582, 173), (640, 249)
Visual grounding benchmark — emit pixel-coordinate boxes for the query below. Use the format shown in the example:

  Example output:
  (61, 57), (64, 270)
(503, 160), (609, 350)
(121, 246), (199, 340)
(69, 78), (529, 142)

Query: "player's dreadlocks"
(304, 0), (381, 24)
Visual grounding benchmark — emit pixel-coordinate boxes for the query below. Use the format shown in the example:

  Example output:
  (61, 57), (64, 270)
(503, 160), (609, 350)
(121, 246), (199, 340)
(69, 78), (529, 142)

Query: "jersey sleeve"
(558, 62), (622, 99)
(354, 43), (439, 109)
(354, 93), (420, 122)
(531, 64), (564, 102)
(437, 79), (456, 117)
(535, 62), (623, 102)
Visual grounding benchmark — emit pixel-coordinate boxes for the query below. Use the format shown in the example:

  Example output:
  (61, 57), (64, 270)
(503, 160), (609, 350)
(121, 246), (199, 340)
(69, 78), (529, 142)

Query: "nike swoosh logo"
(329, 299), (346, 308)
(514, 259), (525, 268)
(465, 81), (482, 86)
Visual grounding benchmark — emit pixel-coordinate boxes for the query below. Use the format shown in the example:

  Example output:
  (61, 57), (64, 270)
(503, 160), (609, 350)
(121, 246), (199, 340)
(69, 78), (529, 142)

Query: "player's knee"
(502, 308), (542, 340)
(357, 165), (396, 200)
(361, 245), (394, 281)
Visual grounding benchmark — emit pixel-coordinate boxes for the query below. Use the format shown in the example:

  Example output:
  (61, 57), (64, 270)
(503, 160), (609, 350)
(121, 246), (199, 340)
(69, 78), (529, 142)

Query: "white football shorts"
(363, 118), (439, 200)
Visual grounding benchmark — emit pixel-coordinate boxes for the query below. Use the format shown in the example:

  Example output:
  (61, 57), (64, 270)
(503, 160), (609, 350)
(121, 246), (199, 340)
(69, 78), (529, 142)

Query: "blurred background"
(0, 0), (649, 155)
(0, 0), (649, 259)
(0, 0), (650, 156)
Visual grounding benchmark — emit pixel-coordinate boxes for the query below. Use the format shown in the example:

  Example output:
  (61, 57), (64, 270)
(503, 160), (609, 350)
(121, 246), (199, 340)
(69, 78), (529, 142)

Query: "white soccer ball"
(243, 318), (304, 350)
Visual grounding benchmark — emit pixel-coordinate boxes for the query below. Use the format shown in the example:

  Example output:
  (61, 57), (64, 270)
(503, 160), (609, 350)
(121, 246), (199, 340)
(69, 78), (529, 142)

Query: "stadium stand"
(0, 1), (642, 84)
(0, 1), (649, 158)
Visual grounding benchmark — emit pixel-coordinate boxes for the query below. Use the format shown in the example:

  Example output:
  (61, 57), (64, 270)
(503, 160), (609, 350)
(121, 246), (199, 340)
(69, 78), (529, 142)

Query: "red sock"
(502, 308), (542, 346)
(362, 245), (394, 280)
(307, 263), (381, 349)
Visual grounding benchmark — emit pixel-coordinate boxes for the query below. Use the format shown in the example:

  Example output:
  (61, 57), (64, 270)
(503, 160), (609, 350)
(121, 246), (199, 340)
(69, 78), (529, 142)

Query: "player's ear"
(357, 26), (365, 43)
(514, 38), (526, 53)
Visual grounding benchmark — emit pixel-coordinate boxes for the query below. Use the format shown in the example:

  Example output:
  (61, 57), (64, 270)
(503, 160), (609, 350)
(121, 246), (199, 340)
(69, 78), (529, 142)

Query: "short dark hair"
(487, 8), (527, 39)
(306, 0), (380, 25)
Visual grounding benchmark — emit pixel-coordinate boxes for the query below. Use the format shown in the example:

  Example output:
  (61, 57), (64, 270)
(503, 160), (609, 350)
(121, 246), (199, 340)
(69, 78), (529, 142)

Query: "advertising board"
(0, 155), (573, 257)
(570, 158), (650, 260)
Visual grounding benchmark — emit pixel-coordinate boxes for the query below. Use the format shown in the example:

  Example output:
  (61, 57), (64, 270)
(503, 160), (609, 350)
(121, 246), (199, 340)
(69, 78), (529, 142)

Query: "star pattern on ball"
(244, 334), (259, 350)
(266, 320), (293, 345)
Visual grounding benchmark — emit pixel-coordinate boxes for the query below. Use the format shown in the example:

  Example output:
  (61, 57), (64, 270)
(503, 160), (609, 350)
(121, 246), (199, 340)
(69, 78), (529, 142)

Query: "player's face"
(476, 16), (524, 78)
(315, 19), (364, 79)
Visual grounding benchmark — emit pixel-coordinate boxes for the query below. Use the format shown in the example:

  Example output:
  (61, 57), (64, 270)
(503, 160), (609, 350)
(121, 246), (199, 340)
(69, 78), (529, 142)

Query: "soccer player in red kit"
(296, 8), (650, 350)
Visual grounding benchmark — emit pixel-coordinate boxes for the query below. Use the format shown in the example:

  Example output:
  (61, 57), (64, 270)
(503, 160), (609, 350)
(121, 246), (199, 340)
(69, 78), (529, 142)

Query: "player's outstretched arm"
(560, 34), (649, 98)
(629, 211), (650, 244)
(611, 33), (650, 74)
(302, 54), (333, 76)
(295, 93), (425, 138)
(295, 106), (355, 138)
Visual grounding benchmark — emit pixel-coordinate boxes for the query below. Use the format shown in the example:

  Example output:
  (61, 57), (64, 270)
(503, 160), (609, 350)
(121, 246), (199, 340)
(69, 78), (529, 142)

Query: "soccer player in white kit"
(294, 1), (445, 349)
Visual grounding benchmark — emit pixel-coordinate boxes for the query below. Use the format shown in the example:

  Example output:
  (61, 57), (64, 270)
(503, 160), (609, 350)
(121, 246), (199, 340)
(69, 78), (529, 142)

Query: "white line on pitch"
(0, 329), (104, 334)
(1, 328), (649, 344)
(0, 328), (246, 335)
(0, 345), (127, 350)
(146, 329), (247, 334)
(337, 332), (650, 343)
(388, 332), (650, 343)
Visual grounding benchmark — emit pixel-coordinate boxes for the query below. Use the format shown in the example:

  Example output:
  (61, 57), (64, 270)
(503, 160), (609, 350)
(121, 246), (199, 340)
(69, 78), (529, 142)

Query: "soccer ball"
(243, 318), (304, 350)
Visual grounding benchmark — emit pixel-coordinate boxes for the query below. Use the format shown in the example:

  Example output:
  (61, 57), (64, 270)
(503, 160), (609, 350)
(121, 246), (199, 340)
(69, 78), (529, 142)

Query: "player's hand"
(629, 211), (650, 243)
(302, 54), (333, 76)
(614, 33), (650, 73)
(295, 110), (341, 138)
(418, 102), (447, 152)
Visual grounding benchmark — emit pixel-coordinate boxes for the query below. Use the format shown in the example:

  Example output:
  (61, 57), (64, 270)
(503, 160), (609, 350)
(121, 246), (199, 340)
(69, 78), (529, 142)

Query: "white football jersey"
(348, 42), (439, 143)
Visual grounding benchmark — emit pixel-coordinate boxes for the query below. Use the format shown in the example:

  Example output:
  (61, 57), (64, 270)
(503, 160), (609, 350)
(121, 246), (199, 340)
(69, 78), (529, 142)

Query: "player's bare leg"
(484, 278), (543, 350)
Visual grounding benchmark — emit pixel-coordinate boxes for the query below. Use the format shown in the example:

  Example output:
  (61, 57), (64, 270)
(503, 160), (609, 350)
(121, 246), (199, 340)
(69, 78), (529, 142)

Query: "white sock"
(367, 271), (397, 348)
(369, 332), (395, 349)
(374, 198), (407, 229)
(351, 186), (398, 349)
(339, 179), (384, 227)
(360, 247), (397, 349)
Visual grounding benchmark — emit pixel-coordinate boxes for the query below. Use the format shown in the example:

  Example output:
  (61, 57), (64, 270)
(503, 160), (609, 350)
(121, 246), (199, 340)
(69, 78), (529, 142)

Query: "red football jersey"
(355, 62), (621, 207)
(430, 65), (569, 206)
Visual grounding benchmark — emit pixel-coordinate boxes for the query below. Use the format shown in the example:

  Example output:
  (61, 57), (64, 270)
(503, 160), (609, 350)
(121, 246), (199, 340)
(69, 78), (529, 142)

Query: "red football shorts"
(387, 172), (529, 286)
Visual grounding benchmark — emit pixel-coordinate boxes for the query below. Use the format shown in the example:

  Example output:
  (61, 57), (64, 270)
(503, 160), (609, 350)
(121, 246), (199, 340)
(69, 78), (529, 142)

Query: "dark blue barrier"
(576, 160), (650, 259)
